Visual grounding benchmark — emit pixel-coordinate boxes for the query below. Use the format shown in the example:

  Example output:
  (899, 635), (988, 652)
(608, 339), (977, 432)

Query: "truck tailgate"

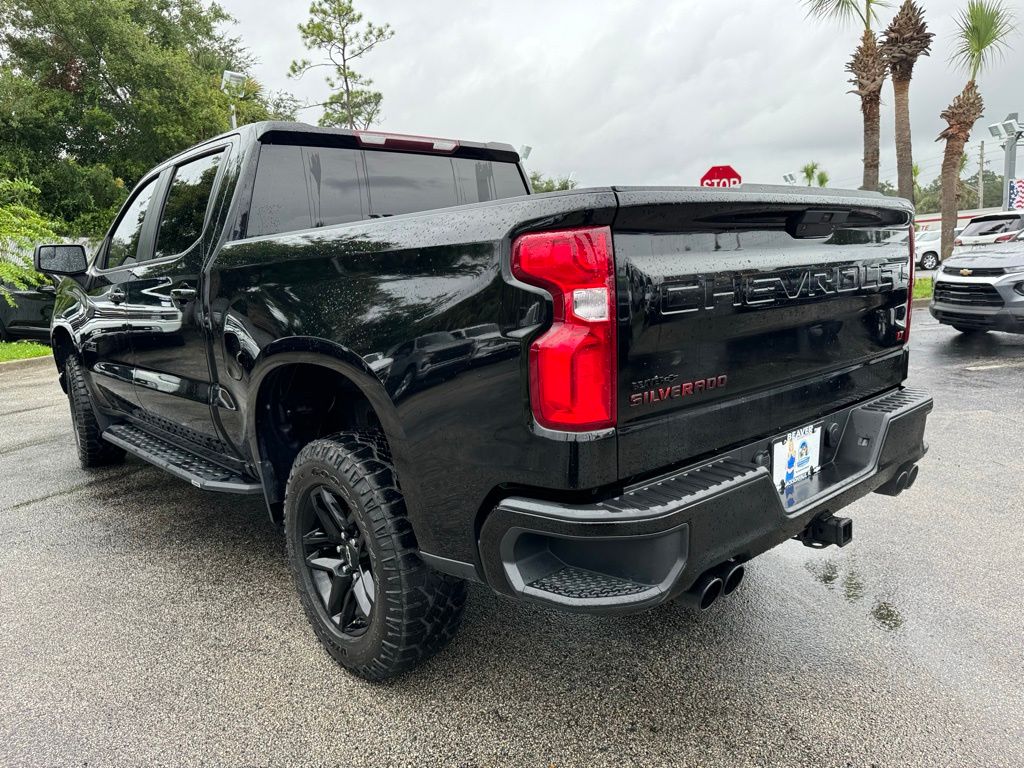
(612, 186), (913, 479)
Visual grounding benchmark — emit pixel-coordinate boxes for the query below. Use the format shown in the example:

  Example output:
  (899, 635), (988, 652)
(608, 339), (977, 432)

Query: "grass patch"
(0, 340), (52, 362)
(913, 277), (933, 300)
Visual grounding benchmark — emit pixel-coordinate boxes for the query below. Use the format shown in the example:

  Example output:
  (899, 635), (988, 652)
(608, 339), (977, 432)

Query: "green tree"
(805, 0), (889, 191)
(289, 0), (394, 130)
(937, 0), (1015, 260)
(801, 161), (820, 185)
(0, 179), (55, 306)
(816, 169), (831, 187)
(881, 1), (934, 204)
(528, 171), (578, 193)
(0, 0), (292, 235)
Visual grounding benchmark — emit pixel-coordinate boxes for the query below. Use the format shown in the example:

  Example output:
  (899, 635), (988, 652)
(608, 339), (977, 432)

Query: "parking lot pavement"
(1, 315), (1022, 768)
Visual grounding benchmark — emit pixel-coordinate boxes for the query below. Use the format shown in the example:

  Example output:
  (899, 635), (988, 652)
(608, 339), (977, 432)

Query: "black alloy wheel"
(284, 431), (467, 680)
(300, 485), (375, 636)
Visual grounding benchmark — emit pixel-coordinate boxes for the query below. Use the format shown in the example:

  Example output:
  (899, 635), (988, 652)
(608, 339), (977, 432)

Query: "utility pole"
(978, 141), (984, 208)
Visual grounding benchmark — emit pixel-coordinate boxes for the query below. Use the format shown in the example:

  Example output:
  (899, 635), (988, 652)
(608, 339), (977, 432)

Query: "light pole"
(221, 70), (246, 130)
(988, 113), (1023, 210)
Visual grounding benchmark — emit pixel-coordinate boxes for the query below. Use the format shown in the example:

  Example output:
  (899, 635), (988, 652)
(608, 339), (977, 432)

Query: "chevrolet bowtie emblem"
(960, 268), (973, 276)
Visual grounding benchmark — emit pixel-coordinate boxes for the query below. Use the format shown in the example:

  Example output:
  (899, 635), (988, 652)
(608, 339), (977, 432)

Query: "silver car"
(929, 233), (1024, 334)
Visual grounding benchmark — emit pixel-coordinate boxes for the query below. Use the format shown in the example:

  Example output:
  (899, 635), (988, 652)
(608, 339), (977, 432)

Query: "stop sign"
(700, 165), (742, 188)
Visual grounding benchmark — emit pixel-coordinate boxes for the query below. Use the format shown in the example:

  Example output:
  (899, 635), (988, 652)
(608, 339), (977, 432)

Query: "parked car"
(33, 122), (932, 680)
(0, 280), (56, 341)
(452, 323), (517, 364)
(930, 232), (1024, 334)
(913, 229), (942, 270)
(954, 212), (1024, 251)
(384, 330), (475, 397)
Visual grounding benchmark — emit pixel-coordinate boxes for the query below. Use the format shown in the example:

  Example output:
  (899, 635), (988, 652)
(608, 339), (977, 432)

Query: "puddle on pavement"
(805, 557), (904, 632)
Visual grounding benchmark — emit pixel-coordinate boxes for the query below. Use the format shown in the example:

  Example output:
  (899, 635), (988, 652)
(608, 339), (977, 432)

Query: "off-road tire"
(65, 356), (125, 468)
(284, 431), (467, 681)
(952, 325), (987, 335)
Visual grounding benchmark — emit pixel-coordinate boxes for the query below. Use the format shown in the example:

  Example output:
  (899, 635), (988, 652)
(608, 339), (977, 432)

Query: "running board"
(102, 423), (263, 494)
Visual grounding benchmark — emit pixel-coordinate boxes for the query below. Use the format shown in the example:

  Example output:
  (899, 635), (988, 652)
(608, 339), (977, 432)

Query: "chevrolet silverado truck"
(34, 122), (932, 680)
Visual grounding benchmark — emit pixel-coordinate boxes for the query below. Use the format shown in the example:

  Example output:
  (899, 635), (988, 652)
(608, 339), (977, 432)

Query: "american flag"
(1010, 178), (1024, 210)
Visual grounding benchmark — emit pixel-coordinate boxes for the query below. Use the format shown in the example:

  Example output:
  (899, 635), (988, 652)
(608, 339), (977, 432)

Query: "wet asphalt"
(1, 312), (1022, 768)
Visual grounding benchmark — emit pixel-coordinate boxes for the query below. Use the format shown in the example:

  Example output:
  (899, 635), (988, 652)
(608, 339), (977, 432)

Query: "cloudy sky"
(218, 0), (1023, 191)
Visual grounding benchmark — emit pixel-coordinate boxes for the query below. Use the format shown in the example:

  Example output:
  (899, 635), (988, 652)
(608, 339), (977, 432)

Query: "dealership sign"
(700, 165), (742, 188)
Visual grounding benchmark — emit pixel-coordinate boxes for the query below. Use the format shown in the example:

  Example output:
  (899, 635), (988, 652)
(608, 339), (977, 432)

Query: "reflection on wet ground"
(806, 556), (904, 631)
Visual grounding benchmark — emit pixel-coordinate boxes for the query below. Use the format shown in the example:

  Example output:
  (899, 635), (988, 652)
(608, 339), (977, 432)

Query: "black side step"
(102, 424), (262, 495)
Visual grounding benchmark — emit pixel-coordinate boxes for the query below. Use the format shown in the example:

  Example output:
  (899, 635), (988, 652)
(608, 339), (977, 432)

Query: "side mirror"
(33, 243), (88, 276)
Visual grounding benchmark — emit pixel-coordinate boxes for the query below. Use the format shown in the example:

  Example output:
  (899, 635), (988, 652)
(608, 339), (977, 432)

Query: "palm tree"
(801, 161), (820, 185)
(912, 161), (922, 198)
(817, 170), (831, 187)
(937, 0), (1015, 260)
(805, 0), (889, 191)
(881, 1), (934, 203)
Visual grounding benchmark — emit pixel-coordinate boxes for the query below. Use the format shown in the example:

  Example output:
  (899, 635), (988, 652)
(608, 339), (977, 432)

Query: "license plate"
(772, 424), (822, 490)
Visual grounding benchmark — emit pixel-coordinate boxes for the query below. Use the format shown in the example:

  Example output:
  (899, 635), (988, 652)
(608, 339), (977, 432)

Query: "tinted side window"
(248, 144), (363, 237)
(105, 177), (159, 269)
(154, 151), (224, 259)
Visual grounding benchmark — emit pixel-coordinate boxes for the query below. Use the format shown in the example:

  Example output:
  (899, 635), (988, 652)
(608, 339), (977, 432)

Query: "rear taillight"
(511, 226), (616, 432)
(898, 227), (915, 343)
(994, 233), (1016, 243)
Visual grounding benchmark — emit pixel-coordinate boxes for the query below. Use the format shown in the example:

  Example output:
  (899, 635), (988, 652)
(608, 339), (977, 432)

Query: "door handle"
(109, 287), (126, 304)
(170, 285), (197, 305)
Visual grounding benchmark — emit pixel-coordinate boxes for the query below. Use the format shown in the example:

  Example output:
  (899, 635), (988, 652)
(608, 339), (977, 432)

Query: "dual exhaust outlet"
(677, 460), (921, 612)
(679, 560), (745, 611)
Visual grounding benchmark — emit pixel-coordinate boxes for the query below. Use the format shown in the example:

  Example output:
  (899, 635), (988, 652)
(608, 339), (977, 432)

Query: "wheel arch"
(50, 323), (77, 392)
(246, 338), (408, 525)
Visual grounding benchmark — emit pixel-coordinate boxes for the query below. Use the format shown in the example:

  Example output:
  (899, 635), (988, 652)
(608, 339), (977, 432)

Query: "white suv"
(955, 213), (1024, 251)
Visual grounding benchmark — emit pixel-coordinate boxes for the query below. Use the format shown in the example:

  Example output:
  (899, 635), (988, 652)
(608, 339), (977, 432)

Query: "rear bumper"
(478, 387), (932, 614)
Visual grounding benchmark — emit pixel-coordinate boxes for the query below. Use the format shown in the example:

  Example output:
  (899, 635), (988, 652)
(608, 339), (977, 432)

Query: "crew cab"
(34, 122), (932, 680)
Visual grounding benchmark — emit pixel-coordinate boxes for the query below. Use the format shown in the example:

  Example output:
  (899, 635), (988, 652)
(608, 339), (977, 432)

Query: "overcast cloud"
(218, 0), (1023, 191)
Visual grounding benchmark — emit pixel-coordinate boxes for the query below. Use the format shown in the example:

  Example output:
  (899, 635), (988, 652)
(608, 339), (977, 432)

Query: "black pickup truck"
(35, 122), (932, 680)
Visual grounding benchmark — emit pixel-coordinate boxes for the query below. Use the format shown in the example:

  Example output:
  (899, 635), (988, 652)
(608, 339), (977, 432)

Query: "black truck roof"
(164, 121), (521, 167)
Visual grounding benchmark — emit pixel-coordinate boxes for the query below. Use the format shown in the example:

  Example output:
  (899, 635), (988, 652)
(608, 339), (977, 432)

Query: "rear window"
(248, 144), (364, 237)
(364, 152), (526, 217)
(247, 142), (527, 237)
(961, 216), (1024, 237)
